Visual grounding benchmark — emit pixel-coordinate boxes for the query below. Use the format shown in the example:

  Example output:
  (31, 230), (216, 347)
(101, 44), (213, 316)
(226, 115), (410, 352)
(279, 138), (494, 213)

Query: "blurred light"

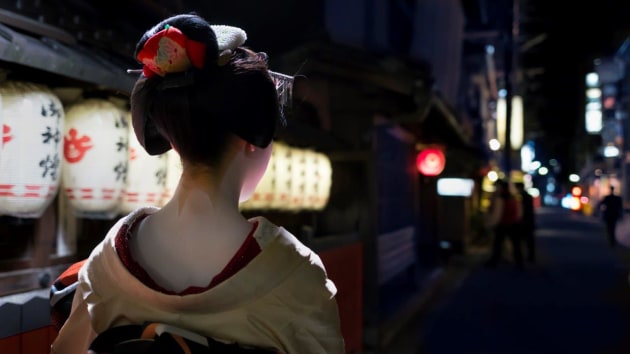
(561, 194), (571, 208)
(569, 174), (580, 183)
(498, 89), (507, 98)
(595, 169), (602, 176)
(511, 95), (523, 150)
(521, 144), (535, 172)
(546, 182), (555, 192)
(603, 145), (620, 157)
(437, 178), (474, 197)
(538, 166), (549, 175)
(544, 194), (559, 206)
(586, 72), (599, 87)
(497, 97), (506, 146)
(488, 170), (499, 182)
(586, 101), (602, 110)
(528, 187), (540, 198)
(570, 196), (582, 211)
(571, 186), (582, 196)
(529, 160), (541, 171)
(561, 194), (582, 211)
(485, 45), (495, 54)
(496, 96), (524, 149)
(586, 88), (601, 99)
(549, 159), (558, 166)
(604, 96), (616, 109)
(416, 148), (446, 176)
(580, 196), (589, 204)
(585, 109), (603, 133)
(489, 138), (501, 151)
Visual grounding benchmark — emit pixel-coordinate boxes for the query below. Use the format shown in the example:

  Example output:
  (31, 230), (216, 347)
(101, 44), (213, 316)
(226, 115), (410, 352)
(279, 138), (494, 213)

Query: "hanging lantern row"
(0, 80), (333, 219)
(240, 142), (333, 212)
(62, 99), (170, 218)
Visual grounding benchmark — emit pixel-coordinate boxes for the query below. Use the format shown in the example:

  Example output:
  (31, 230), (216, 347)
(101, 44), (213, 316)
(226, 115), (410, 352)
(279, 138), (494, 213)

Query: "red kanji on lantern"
(64, 128), (93, 163)
(2, 124), (12, 144)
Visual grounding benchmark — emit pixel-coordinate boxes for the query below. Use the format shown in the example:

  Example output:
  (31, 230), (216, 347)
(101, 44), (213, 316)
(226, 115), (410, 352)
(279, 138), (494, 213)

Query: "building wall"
(410, 0), (465, 104)
(324, 0), (466, 121)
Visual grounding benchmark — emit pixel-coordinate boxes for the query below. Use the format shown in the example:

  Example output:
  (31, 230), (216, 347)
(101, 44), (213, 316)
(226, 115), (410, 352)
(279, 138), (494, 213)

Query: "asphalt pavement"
(383, 206), (630, 354)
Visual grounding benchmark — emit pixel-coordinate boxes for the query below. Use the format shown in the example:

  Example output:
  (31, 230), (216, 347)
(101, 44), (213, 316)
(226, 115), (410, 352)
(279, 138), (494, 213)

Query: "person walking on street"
(484, 179), (524, 269)
(598, 185), (623, 247)
(515, 182), (536, 263)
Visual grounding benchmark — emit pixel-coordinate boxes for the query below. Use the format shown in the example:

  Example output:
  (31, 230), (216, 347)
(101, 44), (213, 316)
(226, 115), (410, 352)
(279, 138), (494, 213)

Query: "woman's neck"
(159, 168), (245, 226)
(131, 169), (254, 292)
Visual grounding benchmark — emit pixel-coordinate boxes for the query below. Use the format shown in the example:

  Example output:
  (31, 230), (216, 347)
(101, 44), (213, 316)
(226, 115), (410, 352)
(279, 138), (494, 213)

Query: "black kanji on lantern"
(42, 101), (62, 119)
(114, 162), (128, 182)
(41, 126), (60, 145)
(39, 154), (60, 180)
(116, 137), (128, 152)
(115, 114), (128, 129)
(155, 168), (167, 186)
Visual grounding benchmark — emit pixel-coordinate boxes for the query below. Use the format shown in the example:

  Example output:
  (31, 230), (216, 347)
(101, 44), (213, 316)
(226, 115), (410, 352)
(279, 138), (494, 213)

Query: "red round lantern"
(416, 148), (445, 176)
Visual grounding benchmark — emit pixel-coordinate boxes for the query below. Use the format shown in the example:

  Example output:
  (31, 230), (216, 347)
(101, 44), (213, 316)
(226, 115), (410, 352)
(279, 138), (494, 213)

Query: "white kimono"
(51, 207), (345, 354)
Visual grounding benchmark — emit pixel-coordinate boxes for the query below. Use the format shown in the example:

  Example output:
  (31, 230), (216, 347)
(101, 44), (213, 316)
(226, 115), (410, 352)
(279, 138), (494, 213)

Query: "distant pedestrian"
(515, 182), (536, 263)
(484, 179), (524, 268)
(598, 185), (623, 247)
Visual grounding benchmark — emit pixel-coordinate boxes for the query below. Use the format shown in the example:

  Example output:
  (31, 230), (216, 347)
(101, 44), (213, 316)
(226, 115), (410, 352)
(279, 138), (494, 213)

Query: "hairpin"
(269, 71), (293, 108)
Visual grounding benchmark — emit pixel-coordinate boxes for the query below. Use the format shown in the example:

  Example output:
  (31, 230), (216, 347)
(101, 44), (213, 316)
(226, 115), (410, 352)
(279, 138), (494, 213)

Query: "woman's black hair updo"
(130, 13), (281, 166)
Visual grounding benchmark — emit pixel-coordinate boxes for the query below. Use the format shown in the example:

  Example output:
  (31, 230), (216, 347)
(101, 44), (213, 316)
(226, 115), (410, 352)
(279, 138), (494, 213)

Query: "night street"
(386, 207), (630, 354)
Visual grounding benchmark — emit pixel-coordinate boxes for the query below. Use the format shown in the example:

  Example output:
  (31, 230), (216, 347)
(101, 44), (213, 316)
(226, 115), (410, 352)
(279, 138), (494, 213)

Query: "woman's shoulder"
(249, 216), (316, 255)
(77, 207), (160, 285)
(247, 216), (328, 275)
(248, 216), (309, 251)
(247, 216), (280, 248)
(78, 207), (158, 262)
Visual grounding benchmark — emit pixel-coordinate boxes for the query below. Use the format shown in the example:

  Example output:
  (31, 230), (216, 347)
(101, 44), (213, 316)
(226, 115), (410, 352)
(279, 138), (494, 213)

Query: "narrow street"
(386, 207), (630, 354)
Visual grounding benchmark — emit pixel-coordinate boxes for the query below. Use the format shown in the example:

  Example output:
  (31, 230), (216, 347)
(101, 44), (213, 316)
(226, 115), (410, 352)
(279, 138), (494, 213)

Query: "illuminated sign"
(416, 148), (445, 176)
(437, 178), (474, 197)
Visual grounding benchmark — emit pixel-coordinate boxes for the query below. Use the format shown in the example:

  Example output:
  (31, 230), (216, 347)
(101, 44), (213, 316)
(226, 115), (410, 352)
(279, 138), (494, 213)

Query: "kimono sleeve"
(50, 272), (98, 354)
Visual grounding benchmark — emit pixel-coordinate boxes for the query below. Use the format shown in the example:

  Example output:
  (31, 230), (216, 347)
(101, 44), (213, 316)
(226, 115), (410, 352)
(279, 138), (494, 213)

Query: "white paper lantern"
(62, 99), (128, 217)
(288, 147), (307, 211)
(269, 142), (292, 210)
(313, 152), (333, 210)
(238, 143), (333, 212)
(159, 149), (182, 206)
(0, 97), (3, 163)
(0, 81), (64, 218)
(120, 112), (168, 213)
(300, 149), (317, 210)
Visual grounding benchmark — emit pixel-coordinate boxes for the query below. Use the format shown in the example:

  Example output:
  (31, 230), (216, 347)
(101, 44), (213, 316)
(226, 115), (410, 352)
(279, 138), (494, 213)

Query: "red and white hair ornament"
(136, 24), (247, 78)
